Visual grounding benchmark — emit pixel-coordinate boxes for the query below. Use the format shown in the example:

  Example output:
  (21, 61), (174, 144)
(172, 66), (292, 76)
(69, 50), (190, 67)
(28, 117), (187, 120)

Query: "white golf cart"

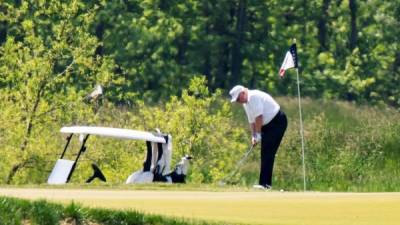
(47, 126), (191, 185)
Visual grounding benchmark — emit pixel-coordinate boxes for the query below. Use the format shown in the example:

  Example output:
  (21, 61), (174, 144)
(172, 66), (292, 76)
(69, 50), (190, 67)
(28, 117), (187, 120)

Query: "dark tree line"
(1, 0), (399, 107)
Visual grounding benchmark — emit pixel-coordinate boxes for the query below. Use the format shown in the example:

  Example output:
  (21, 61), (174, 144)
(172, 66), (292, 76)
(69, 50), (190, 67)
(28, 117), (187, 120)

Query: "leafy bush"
(131, 76), (248, 183)
(0, 76), (399, 191)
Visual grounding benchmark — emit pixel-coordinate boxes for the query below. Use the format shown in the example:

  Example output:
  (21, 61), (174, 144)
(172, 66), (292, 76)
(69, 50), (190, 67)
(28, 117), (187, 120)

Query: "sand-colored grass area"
(1, 188), (399, 225)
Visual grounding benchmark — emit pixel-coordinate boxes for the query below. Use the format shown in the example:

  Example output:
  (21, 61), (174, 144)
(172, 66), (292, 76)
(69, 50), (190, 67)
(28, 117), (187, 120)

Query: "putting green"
(1, 188), (399, 225)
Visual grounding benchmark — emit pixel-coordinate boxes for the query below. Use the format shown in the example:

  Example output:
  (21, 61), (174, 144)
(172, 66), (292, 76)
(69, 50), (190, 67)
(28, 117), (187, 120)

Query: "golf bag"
(126, 133), (171, 184)
(153, 155), (193, 183)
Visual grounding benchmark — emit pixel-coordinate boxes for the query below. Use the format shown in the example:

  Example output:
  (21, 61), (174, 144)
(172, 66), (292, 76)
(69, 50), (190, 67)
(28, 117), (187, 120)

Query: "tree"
(0, 1), (117, 183)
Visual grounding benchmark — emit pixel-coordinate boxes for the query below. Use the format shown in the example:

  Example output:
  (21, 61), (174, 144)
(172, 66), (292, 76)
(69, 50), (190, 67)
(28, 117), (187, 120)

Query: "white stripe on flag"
(279, 51), (295, 77)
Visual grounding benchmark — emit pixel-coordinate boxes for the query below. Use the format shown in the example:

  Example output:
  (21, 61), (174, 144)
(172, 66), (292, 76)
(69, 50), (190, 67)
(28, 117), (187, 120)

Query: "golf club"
(218, 144), (256, 186)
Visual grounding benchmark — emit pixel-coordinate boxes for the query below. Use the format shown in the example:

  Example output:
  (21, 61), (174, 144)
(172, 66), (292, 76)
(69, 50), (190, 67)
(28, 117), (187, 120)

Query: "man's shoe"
(252, 184), (272, 190)
(252, 184), (265, 189)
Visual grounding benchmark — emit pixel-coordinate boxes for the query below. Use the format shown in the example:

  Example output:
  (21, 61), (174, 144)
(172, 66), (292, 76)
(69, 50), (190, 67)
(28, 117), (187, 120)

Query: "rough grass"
(0, 196), (223, 225)
(232, 97), (400, 191)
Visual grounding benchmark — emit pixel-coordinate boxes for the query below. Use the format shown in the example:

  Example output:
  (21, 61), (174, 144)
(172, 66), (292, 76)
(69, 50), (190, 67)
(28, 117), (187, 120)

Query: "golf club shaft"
(221, 144), (255, 183)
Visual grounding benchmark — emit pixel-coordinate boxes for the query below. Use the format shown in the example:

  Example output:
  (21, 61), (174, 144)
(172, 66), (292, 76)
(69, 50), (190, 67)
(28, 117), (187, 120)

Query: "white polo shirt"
(243, 90), (280, 125)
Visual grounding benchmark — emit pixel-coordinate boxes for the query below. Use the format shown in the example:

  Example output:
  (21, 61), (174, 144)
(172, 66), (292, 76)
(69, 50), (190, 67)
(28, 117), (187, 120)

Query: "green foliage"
(0, 198), (23, 225)
(65, 76), (248, 184)
(134, 76), (248, 183)
(63, 201), (87, 225)
(1, 73), (400, 191)
(0, 0), (120, 184)
(30, 200), (62, 225)
(88, 208), (146, 225)
(0, 0), (399, 105)
(0, 0), (399, 191)
(88, 0), (400, 106)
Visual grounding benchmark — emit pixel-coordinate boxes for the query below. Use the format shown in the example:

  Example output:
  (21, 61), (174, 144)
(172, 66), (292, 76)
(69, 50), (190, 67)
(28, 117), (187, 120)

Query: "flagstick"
(296, 67), (307, 192)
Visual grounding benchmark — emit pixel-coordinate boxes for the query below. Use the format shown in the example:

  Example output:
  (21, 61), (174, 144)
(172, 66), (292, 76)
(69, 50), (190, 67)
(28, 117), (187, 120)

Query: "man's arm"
(249, 115), (263, 134)
(254, 115), (263, 134)
(251, 115), (263, 145)
(250, 123), (256, 135)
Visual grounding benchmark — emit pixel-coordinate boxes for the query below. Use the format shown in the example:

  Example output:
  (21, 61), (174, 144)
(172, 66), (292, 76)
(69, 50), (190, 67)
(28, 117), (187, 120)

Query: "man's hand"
(252, 133), (261, 146)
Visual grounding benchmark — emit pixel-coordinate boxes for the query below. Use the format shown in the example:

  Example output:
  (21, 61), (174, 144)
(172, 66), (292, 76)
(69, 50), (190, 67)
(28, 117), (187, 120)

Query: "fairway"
(1, 188), (399, 225)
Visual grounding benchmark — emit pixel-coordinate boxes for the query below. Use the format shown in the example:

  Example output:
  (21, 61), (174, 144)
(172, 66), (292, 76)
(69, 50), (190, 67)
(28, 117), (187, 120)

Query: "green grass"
(1, 189), (400, 225)
(0, 196), (225, 225)
(0, 183), (261, 192)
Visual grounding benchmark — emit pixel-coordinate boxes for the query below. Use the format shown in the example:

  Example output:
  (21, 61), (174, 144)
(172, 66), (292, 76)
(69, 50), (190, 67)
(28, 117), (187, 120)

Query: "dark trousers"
(259, 110), (287, 186)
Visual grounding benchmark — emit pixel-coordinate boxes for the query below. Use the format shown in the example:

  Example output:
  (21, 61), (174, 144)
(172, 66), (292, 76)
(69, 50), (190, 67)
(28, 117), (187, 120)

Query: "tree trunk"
(216, 42), (230, 89)
(6, 158), (35, 184)
(6, 163), (24, 184)
(20, 82), (45, 152)
(317, 0), (330, 52)
(214, 4), (233, 90)
(0, 21), (7, 45)
(301, 0), (308, 44)
(349, 0), (357, 50)
(94, 22), (105, 56)
(393, 52), (400, 73)
(230, 0), (247, 87)
(176, 34), (188, 65)
(203, 51), (212, 87)
(201, 3), (212, 88)
(8, 81), (45, 183)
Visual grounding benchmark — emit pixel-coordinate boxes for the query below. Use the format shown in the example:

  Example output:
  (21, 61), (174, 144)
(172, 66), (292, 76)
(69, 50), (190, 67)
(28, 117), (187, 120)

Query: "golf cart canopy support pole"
(60, 134), (73, 159)
(66, 134), (90, 183)
(143, 141), (152, 172)
(157, 143), (163, 162)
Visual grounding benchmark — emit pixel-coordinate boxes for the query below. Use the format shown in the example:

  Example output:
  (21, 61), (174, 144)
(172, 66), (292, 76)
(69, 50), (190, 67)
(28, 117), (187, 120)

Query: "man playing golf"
(229, 85), (287, 189)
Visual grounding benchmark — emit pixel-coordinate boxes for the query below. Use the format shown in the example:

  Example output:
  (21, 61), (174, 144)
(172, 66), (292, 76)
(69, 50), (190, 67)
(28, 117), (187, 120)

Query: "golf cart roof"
(60, 126), (166, 143)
